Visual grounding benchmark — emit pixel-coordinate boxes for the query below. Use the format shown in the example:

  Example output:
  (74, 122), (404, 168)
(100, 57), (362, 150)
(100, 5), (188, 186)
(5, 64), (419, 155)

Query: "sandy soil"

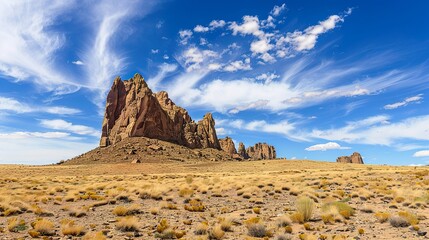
(0, 160), (428, 239)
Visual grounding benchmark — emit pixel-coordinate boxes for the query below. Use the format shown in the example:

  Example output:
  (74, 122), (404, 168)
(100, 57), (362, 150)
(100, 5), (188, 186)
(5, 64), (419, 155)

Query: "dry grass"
(115, 216), (139, 232)
(0, 160), (427, 239)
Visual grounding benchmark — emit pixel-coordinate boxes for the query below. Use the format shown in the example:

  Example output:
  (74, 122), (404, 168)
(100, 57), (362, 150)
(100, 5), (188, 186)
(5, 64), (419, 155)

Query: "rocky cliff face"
(237, 142), (248, 159)
(336, 152), (364, 164)
(100, 74), (220, 149)
(246, 142), (276, 160)
(219, 137), (237, 156)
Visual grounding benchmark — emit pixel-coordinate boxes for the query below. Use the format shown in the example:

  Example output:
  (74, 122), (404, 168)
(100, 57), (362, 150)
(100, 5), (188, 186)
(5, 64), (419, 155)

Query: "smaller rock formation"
(336, 152), (364, 164)
(246, 143), (276, 160)
(219, 137), (237, 156)
(237, 142), (248, 159)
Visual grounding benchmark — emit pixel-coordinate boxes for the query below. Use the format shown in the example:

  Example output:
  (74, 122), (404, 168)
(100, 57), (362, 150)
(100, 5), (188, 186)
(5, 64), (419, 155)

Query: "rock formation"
(237, 142), (248, 159)
(336, 152), (364, 164)
(100, 73), (220, 149)
(246, 142), (276, 160)
(219, 137), (237, 156)
(96, 73), (278, 161)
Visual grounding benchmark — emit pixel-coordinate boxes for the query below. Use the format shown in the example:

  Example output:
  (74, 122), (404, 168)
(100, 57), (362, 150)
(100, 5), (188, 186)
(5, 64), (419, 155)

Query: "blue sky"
(1, 0), (429, 165)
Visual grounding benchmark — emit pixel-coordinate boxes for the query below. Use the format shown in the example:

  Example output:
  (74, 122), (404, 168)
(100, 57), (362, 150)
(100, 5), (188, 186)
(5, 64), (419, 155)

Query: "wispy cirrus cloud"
(0, 1), (80, 94)
(0, 97), (80, 115)
(40, 119), (100, 137)
(82, 0), (159, 107)
(384, 94), (423, 110)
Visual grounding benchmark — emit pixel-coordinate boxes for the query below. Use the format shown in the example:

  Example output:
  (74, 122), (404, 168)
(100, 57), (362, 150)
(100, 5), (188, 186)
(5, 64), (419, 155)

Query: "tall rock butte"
(100, 73), (220, 149)
(336, 152), (364, 164)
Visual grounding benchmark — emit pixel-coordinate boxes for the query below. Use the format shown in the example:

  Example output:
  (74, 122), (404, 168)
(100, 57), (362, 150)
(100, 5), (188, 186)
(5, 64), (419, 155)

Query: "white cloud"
(413, 150), (429, 157)
(271, 3), (286, 16)
(148, 63), (178, 90)
(200, 38), (208, 46)
(82, 0), (157, 108)
(194, 25), (209, 33)
(256, 73), (280, 84)
(179, 29), (193, 45)
(163, 54), (169, 60)
(0, 132), (97, 164)
(229, 100), (269, 114)
(250, 38), (273, 54)
(229, 16), (264, 37)
(180, 47), (218, 72)
(384, 94), (423, 110)
(40, 119), (100, 137)
(72, 60), (84, 65)
(208, 63), (222, 71)
(0, 1), (80, 94)
(151, 49), (159, 54)
(309, 114), (429, 145)
(167, 51), (429, 113)
(223, 58), (252, 72)
(215, 127), (232, 136)
(305, 142), (350, 151)
(283, 14), (347, 52)
(209, 20), (226, 29)
(0, 97), (80, 115)
(0, 131), (70, 139)
(218, 118), (301, 141)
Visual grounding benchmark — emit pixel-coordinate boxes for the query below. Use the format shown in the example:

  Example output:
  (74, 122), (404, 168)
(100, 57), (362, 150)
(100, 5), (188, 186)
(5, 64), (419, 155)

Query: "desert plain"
(0, 160), (428, 240)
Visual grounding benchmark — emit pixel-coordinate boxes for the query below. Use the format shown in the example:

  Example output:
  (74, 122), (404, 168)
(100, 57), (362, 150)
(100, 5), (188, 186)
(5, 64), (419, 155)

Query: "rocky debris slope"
(66, 137), (234, 165)
(336, 152), (364, 164)
(100, 73), (220, 149)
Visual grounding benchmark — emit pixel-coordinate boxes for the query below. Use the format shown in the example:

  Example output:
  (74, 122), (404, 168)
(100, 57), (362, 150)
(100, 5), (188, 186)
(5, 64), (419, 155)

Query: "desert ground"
(0, 160), (428, 240)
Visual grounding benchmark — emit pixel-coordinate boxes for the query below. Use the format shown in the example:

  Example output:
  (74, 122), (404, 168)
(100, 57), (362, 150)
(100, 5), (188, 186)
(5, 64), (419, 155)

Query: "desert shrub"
(220, 219), (233, 232)
(389, 216), (410, 227)
(208, 225), (225, 239)
(322, 202), (354, 219)
(179, 187), (194, 197)
(61, 219), (85, 236)
(194, 222), (208, 235)
(7, 217), (26, 232)
(398, 211), (418, 225)
(296, 196), (314, 222)
(276, 215), (292, 227)
(116, 216), (139, 232)
(247, 223), (267, 237)
(277, 234), (292, 240)
(156, 219), (169, 233)
(290, 212), (304, 224)
(374, 212), (390, 223)
(184, 199), (205, 212)
(285, 225), (293, 234)
(112, 206), (128, 216)
(83, 231), (106, 240)
(33, 219), (55, 236)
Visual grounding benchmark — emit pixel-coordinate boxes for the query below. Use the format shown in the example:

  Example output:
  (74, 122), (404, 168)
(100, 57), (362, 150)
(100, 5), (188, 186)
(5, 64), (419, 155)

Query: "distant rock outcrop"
(336, 152), (364, 164)
(219, 137), (237, 156)
(100, 73), (220, 149)
(246, 143), (276, 160)
(237, 142), (248, 159)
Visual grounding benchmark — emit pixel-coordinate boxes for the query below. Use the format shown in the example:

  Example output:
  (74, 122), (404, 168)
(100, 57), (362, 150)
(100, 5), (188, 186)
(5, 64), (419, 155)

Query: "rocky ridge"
(336, 152), (364, 164)
(67, 74), (277, 164)
(100, 73), (220, 150)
